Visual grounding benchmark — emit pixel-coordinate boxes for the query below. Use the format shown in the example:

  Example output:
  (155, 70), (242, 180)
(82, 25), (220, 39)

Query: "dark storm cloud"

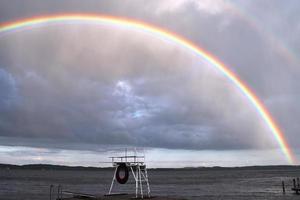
(0, 0), (299, 154)
(0, 26), (274, 151)
(0, 68), (18, 108)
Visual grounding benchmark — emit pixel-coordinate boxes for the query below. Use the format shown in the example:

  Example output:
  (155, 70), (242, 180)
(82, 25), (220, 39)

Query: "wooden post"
(293, 179), (296, 188)
(57, 185), (60, 200)
(282, 181), (285, 194)
(49, 185), (53, 200)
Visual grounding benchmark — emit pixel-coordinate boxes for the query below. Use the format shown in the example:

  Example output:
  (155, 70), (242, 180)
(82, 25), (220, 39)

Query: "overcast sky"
(0, 0), (299, 167)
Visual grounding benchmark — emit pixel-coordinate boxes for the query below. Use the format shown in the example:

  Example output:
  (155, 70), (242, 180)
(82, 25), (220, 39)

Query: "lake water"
(0, 166), (299, 200)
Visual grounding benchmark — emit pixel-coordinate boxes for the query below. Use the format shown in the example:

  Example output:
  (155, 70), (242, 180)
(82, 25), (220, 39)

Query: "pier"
(291, 177), (300, 194)
(50, 185), (185, 200)
(282, 177), (300, 195)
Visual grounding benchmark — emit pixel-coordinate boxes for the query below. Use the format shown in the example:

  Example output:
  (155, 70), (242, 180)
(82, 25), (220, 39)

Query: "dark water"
(0, 167), (300, 200)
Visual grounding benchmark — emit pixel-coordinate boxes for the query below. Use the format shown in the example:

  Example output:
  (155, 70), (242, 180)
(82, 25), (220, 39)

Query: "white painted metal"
(108, 167), (118, 194)
(139, 165), (143, 198)
(107, 149), (151, 199)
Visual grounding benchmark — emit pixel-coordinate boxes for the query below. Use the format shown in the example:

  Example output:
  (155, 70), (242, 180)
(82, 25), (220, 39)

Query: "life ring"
(116, 163), (129, 184)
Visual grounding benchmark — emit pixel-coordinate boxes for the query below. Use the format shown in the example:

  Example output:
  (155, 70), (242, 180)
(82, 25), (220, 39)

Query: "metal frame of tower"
(107, 149), (151, 199)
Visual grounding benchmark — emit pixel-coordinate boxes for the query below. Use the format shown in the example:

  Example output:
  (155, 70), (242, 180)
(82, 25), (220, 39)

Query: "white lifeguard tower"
(107, 149), (151, 199)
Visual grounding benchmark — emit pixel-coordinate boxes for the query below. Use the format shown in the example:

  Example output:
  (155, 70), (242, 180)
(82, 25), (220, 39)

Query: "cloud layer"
(0, 0), (300, 165)
(0, 25), (277, 150)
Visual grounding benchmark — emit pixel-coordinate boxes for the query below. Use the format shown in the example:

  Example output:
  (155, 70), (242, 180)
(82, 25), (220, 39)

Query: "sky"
(0, 0), (300, 167)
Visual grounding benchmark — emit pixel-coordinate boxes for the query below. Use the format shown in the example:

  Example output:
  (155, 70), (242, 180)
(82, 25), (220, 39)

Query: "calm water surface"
(0, 167), (299, 200)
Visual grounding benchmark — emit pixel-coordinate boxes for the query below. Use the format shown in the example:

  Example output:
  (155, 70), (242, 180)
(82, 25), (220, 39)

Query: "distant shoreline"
(0, 163), (299, 171)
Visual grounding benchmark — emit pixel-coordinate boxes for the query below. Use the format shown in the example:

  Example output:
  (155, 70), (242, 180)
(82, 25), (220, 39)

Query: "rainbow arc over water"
(0, 14), (295, 164)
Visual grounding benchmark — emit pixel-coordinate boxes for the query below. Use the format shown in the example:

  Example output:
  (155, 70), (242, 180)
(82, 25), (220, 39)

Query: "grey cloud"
(0, 0), (299, 157)
(0, 68), (18, 108)
(0, 25), (275, 151)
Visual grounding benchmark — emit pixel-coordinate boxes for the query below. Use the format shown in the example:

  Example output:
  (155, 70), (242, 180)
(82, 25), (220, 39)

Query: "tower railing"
(107, 149), (151, 198)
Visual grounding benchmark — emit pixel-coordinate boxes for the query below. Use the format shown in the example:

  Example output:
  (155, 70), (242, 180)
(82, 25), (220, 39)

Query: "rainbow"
(0, 14), (295, 164)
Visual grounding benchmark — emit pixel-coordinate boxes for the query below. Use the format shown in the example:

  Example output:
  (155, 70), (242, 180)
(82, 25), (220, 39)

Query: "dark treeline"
(0, 163), (112, 171)
(0, 163), (299, 171)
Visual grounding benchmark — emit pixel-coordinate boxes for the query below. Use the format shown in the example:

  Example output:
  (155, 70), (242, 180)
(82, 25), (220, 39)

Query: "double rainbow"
(0, 14), (295, 164)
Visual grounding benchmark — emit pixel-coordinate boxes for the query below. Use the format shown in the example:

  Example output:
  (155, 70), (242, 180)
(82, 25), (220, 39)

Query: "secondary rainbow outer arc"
(0, 14), (295, 164)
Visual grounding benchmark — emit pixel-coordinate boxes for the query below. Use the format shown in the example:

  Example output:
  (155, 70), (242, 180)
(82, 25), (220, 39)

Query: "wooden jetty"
(59, 195), (186, 200)
(50, 184), (185, 200)
(291, 177), (300, 195)
(281, 177), (300, 195)
(291, 187), (300, 195)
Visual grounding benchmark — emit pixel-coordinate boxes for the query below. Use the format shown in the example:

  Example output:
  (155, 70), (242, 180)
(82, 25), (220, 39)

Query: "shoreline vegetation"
(0, 163), (299, 171)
